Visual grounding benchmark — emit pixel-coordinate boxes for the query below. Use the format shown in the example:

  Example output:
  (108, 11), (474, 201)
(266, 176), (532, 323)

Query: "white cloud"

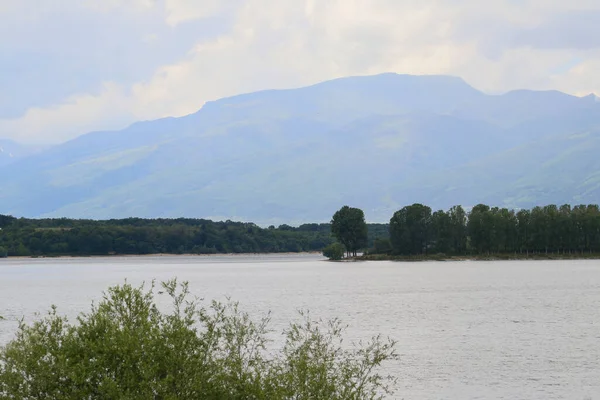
(3, 0), (600, 144)
(0, 84), (132, 144)
(165, 0), (226, 26)
(81, 0), (155, 12)
(552, 57), (600, 96)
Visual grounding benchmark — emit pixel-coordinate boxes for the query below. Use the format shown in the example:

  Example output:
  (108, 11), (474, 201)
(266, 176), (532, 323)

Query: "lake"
(1, 255), (599, 399)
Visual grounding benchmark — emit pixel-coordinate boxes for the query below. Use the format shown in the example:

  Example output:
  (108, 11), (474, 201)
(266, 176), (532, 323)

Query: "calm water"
(1, 255), (599, 399)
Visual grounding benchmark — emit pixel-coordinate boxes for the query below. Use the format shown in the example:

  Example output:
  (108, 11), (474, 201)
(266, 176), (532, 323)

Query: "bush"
(0, 247), (6, 258)
(323, 242), (346, 260)
(0, 280), (398, 399)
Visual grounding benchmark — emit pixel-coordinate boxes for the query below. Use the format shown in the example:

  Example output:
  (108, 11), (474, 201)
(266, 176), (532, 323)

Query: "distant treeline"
(3, 202), (600, 259)
(0, 215), (388, 257)
(379, 203), (600, 256)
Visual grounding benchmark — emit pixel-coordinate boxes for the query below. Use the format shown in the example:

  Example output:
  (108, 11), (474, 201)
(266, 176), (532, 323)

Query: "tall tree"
(558, 204), (573, 253)
(516, 209), (531, 254)
(529, 206), (548, 253)
(331, 206), (368, 257)
(431, 210), (452, 254)
(448, 205), (468, 254)
(467, 204), (492, 254)
(389, 204), (432, 255)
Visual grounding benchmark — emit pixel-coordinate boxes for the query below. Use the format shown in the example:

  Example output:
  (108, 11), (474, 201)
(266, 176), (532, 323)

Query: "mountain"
(0, 139), (46, 167)
(1, 73), (600, 224)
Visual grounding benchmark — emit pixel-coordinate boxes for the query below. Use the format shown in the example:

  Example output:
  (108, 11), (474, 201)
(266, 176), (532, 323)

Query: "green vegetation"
(0, 215), (388, 258)
(322, 243), (345, 261)
(372, 238), (392, 255)
(3, 202), (600, 259)
(373, 203), (600, 257)
(0, 216), (335, 257)
(331, 206), (368, 257)
(0, 280), (398, 399)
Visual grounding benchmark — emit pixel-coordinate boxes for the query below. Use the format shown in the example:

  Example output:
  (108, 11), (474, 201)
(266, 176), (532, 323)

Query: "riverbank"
(6, 252), (600, 263)
(2, 251), (324, 260)
(355, 252), (600, 262)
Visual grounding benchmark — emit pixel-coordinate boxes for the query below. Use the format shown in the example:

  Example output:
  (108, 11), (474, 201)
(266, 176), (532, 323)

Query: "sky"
(1, 0), (600, 144)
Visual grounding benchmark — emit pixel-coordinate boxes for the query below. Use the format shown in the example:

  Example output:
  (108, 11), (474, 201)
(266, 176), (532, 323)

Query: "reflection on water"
(1, 255), (600, 399)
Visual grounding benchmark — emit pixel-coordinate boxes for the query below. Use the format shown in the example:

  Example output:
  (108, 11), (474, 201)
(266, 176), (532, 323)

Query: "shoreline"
(355, 253), (600, 262)
(3, 251), (324, 260)
(5, 252), (600, 262)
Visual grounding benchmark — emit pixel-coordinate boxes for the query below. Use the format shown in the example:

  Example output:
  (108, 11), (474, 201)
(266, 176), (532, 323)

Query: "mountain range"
(1, 73), (600, 224)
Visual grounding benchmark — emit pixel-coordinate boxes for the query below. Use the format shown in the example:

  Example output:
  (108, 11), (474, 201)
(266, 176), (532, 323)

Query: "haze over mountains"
(0, 139), (45, 168)
(1, 73), (600, 224)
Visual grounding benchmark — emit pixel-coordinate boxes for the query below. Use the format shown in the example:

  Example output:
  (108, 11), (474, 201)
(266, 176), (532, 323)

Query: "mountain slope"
(1, 73), (599, 223)
(394, 127), (600, 209)
(0, 139), (46, 167)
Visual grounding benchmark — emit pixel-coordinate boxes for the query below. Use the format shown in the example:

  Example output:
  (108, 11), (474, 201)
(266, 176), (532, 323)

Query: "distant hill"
(1, 73), (600, 224)
(0, 139), (45, 167)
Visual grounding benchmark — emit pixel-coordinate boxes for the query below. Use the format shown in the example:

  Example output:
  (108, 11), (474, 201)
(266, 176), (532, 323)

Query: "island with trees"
(327, 203), (600, 261)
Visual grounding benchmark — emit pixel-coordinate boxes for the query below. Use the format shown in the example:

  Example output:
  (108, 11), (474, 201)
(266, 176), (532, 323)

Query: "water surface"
(1, 255), (599, 399)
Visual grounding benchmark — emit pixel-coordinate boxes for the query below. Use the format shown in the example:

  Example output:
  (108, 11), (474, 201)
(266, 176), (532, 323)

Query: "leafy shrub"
(0, 280), (398, 399)
(323, 242), (346, 260)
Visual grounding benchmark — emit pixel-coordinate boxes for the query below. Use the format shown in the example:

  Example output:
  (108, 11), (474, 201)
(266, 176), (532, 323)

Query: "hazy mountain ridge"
(1, 73), (599, 224)
(0, 139), (47, 167)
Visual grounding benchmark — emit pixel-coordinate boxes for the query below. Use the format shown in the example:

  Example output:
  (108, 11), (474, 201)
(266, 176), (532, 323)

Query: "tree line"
(0, 215), (387, 257)
(327, 203), (600, 258)
(5, 202), (599, 259)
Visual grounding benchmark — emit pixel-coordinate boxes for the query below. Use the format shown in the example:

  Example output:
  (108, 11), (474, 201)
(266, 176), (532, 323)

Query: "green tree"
(516, 209), (531, 254)
(323, 242), (346, 260)
(431, 210), (452, 254)
(0, 246), (6, 258)
(331, 206), (368, 257)
(389, 204), (432, 255)
(584, 204), (600, 253)
(13, 243), (30, 257)
(529, 206), (548, 253)
(448, 205), (467, 254)
(467, 204), (492, 254)
(0, 281), (398, 399)
(0, 215), (15, 228)
(372, 238), (393, 254)
(558, 204), (574, 253)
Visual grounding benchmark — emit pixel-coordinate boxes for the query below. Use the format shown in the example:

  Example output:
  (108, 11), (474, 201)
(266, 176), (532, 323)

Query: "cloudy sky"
(2, 0), (600, 144)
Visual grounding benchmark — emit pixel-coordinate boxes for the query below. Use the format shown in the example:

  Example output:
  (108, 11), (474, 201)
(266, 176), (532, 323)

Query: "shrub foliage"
(0, 280), (397, 399)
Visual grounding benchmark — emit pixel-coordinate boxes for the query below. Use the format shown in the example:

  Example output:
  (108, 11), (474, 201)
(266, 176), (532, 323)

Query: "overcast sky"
(2, 0), (600, 144)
